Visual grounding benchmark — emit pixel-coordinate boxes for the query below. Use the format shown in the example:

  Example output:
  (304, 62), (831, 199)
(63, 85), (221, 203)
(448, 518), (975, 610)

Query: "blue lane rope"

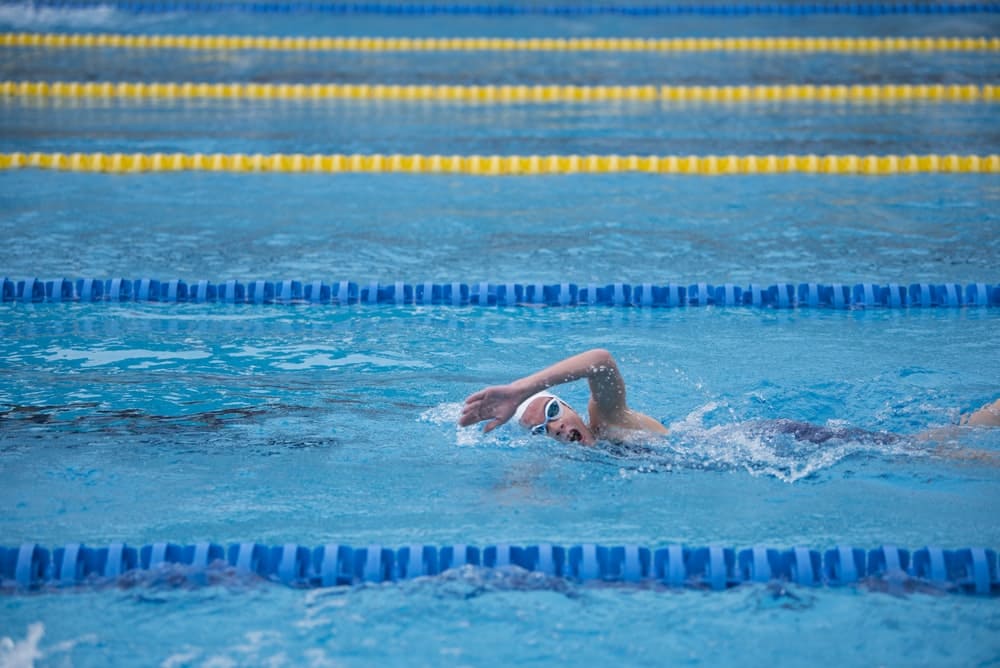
(2, 278), (998, 308)
(16, 1), (1000, 15)
(1, 542), (997, 593)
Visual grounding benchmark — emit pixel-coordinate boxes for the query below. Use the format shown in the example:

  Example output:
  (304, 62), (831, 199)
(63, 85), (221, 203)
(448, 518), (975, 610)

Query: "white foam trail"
(418, 401), (462, 426)
(0, 2), (120, 29)
(0, 623), (44, 668)
(665, 404), (918, 483)
(161, 649), (202, 668)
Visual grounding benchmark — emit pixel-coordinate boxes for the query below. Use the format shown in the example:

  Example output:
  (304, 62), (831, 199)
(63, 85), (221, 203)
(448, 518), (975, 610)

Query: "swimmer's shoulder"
(593, 411), (668, 442)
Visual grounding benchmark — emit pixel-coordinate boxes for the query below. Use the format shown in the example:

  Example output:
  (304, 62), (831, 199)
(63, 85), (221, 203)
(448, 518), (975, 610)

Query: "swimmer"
(459, 348), (665, 446)
(458, 348), (1000, 446)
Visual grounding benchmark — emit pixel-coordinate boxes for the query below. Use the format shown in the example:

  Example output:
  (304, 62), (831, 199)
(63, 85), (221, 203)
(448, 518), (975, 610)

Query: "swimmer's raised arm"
(459, 348), (627, 433)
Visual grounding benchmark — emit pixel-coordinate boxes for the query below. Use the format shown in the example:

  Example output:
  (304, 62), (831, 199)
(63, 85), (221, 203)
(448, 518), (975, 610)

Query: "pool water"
(2, 305), (999, 665)
(1, 2), (1000, 666)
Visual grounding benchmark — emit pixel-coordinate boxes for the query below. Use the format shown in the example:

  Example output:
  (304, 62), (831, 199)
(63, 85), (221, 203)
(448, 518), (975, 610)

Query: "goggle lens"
(529, 398), (563, 436)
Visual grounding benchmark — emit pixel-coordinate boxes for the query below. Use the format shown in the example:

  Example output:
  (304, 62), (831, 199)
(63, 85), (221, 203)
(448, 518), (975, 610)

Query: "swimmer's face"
(519, 396), (596, 446)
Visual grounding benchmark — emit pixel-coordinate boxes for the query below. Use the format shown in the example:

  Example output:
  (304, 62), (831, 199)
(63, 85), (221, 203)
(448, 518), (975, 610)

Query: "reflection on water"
(0, 560), (970, 599)
(0, 402), (346, 453)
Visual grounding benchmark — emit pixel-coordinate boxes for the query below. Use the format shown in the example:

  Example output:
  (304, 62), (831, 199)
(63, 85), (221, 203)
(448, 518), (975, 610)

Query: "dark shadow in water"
(0, 402), (341, 451)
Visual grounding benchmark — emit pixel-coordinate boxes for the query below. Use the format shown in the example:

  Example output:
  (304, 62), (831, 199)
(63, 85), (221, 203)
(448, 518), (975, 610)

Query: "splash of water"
(419, 402), (528, 448)
(0, 623), (43, 668)
(664, 404), (920, 483)
(422, 400), (922, 483)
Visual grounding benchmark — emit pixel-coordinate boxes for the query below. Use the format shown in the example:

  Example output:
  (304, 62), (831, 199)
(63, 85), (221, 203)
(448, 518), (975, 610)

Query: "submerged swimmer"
(458, 348), (1000, 446)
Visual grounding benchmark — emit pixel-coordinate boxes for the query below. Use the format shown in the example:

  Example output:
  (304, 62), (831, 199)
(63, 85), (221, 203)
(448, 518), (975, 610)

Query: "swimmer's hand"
(459, 384), (523, 433)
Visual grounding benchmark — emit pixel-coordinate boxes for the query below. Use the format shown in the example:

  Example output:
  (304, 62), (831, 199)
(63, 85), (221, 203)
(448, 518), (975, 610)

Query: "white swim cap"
(513, 391), (562, 428)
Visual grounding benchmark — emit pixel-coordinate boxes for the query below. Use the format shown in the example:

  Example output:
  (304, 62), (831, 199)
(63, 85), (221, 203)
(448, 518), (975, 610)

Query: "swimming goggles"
(529, 397), (563, 436)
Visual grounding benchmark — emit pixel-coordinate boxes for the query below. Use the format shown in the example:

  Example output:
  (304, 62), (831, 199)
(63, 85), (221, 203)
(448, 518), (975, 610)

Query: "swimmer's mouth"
(568, 429), (582, 443)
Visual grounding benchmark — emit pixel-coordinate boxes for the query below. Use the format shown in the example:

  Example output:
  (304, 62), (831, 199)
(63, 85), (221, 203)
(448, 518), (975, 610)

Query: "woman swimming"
(458, 348), (1000, 446)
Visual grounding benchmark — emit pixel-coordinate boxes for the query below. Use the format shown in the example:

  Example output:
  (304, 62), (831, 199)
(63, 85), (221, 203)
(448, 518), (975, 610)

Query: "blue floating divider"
(15, 278), (45, 303)
(867, 545), (911, 579)
(824, 545), (865, 586)
(140, 542), (183, 569)
(45, 278), (76, 302)
(770, 283), (796, 308)
(687, 546), (739, 590)
(100, 543), (139, 578)
(782, 547), (823, 586)
(268, 543), (311, 584)
(183, 542), (225, 570)
(953, 548), (998, 594)
(852, 283), (884, 308)
(909, 284), (936, 307)
(687, 283), (713, 306)
(303, 280), (326, 303)
(1, 544), (51, 588)
(738, 546), (779, 583)
(227, 542), (269, 576)
(911, 546), (950, 585)
(3, 279), (998, 309)
(605, 545), (646, 582)
(653, 544), (688, 586)
(522, 544), (561, 576)
(1, 543), (998, 594)
(217, 280), (243, 304)
(830, 283), (850, 309)
(23, 1), (1000, 15)
(156, 279), (186, 302)
(189, 280), (214, 303)
(313, 544), (350, 586)
(133, 278), (160, 302)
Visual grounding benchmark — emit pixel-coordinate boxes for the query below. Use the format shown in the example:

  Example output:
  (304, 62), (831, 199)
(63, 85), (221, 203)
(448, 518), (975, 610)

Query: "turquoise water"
(1, 305), (1000, 665)
(4, 99), (1000, 154)
(1, 174), (998, 283)
(2, 2), (1000, 666)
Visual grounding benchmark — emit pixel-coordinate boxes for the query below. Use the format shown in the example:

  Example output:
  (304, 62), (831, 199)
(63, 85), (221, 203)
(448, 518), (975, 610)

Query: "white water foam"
(0, 623), (43, 668)
(664, 402), (919, 483)
(419, 401), (529, 448)
(0, 623), (96, 668)
(0, 2), (121, 29)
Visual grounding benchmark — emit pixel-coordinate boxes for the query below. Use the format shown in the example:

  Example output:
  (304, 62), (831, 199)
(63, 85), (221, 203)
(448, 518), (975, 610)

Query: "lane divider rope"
(2, 152), (999, 175)
(3, 33), (999, 52)
(3, 279), (997, 308)
(2, 542), (996, 593)
(4, 81), (997, 103)
(14, 2), (1000, 16)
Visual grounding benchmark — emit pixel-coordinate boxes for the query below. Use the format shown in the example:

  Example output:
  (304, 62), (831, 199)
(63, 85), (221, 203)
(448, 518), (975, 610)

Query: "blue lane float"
(2, 278), (998, 308)
(1, 543), (997, 594)
(18, 1), (1000, 15)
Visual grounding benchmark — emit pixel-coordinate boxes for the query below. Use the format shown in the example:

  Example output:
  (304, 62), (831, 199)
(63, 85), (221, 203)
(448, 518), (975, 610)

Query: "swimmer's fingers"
(463, 389), (487, 405)
(458, 385), (518, 429)
(458, 397), (491, 427)
(482, 417), (508, 433)
(457, 404), (482, 427)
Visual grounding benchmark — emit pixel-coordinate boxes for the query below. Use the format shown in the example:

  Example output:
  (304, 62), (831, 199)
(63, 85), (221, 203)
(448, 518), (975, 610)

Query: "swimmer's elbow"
(586, 348), (616, 368)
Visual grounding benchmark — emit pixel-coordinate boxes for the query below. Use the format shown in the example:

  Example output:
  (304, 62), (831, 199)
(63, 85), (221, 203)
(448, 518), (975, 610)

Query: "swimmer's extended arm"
(459, 348), (627, 432)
